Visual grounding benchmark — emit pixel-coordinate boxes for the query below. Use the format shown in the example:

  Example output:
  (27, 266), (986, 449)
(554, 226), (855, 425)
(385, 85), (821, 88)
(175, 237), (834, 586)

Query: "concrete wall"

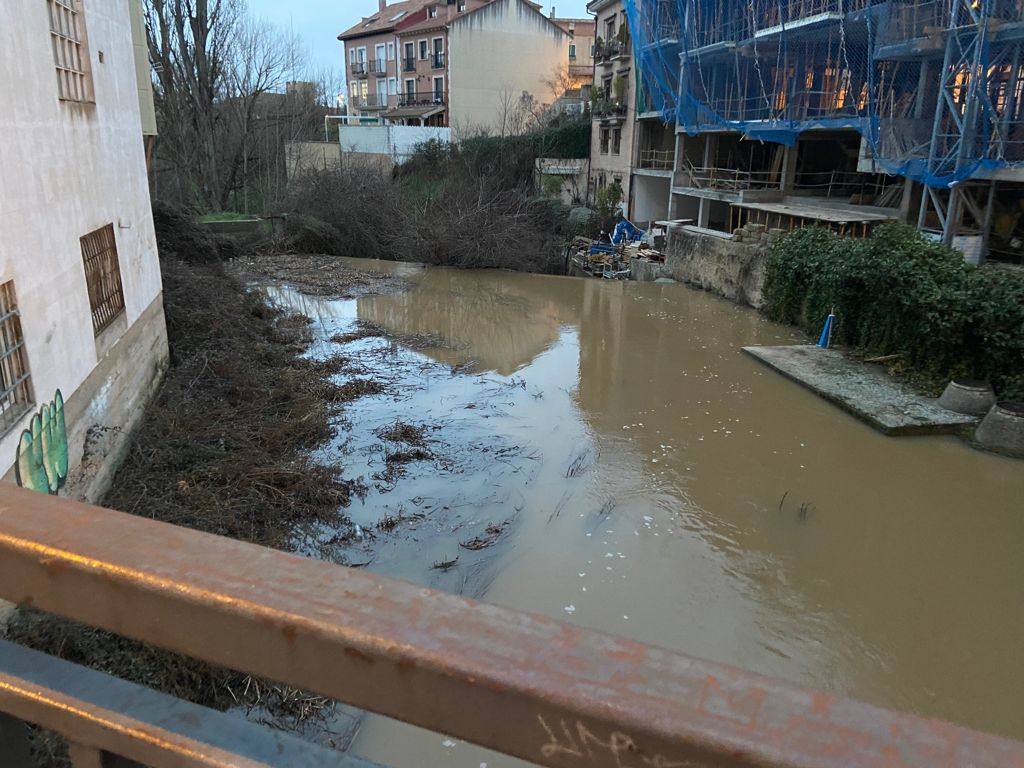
(0, 0), (167, 500)
(338, 123), (451, 161)
(661, 224), (771, 309)
(449, 0), (570, 138)
(129, 0), (156, 136)
(286, 141), (343, 179)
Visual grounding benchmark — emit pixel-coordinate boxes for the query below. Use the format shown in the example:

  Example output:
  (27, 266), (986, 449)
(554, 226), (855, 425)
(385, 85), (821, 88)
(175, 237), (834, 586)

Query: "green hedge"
(763, 223), (1024, 399)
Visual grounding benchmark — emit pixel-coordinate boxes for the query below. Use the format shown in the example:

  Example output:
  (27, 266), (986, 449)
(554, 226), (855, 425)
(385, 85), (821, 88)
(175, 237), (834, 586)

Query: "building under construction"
(625, 0), (1024, 263)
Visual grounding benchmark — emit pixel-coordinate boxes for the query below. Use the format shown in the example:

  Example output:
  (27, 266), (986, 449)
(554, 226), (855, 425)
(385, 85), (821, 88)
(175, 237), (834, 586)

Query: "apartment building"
(627, 0), (1024, 262)
(0, 0), (168, 500)
(552, 14), (596, 86)
(341, 0), (571, 136)
(340, 0), (420, 117)
(587, 0), (637, 213)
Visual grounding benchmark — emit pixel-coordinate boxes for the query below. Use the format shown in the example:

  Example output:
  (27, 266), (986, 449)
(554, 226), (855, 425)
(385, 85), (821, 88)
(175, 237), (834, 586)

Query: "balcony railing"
(398, 90), (447, 108)
(402, 56), (416, 72)
(593, 98), (627, 118)
(355, 93), (389, 110)
(368, 58), (388, 75)
(639, 148), (675, 171)
(0, 485), (1022, 767)
(351, 60), (368, 77)
(431, 51), (445, 69)
(677, 161), (782, 191)
(595, 37), (631, 63)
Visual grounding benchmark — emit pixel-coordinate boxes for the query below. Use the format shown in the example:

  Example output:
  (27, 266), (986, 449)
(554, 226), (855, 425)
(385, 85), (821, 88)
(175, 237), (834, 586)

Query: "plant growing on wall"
(613, 76), (628, 105)
(16, 390), (69, 495)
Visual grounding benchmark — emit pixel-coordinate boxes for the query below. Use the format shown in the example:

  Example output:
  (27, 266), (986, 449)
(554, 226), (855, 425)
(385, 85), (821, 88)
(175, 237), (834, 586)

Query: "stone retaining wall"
(655, 223), (784, 309)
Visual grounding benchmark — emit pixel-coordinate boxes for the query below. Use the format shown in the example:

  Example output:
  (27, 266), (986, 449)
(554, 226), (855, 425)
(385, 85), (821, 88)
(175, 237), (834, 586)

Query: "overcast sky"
(249, 0), (592, 74)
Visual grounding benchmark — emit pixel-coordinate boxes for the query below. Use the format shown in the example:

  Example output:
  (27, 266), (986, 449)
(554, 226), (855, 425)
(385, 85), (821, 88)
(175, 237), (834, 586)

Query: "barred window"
(80, 224), (126, 336)
(0, 282), (35, 436)
(47, 0), (93, 102)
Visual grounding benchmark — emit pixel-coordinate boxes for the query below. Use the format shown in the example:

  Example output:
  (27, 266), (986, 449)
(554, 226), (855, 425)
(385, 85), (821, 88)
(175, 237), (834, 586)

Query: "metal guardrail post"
(0, 486), (1022, 768)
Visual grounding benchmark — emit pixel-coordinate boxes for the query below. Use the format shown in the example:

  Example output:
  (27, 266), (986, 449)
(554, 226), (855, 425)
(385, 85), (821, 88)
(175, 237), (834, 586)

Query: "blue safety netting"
(622, 0), (1024, 188)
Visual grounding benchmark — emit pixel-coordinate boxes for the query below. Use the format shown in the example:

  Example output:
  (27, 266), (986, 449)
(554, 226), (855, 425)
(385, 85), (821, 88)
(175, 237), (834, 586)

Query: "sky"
(249, 0), (592, 75)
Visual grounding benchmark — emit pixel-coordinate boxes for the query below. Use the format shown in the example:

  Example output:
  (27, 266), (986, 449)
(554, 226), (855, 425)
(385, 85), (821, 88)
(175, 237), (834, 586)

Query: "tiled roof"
(338, 0), (431, 40)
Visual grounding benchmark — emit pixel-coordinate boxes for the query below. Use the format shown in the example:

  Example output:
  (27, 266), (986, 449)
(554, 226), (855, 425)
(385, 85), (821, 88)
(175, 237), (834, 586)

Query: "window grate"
(80, 224), (126, 336)
(0, 283), (35, 436)
(47, 0), (92, 102)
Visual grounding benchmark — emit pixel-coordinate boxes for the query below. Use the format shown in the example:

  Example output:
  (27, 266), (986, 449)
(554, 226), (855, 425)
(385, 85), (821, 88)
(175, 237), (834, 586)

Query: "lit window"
(47, 0), (92, 102)
(0, 281), (34, 435)
(80, 224), (126, 336)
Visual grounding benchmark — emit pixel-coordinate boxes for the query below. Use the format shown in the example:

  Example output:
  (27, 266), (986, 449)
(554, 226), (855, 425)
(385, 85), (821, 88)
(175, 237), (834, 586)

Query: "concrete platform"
(742, 345), (979, 436)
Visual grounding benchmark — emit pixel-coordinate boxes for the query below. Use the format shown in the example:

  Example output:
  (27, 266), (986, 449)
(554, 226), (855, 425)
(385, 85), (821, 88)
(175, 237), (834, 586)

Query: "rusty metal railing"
(0, 484), (1022, 767)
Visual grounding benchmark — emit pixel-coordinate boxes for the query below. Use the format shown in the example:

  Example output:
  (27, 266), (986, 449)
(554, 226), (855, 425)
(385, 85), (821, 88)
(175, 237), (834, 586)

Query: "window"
(349, 47), (356, 64)
(375, 43), (386, 69)
(419, 40), (428, 59)
(605, 17), (616, 39)
(600, 128), (609, 154)
(376, 78), (388, 104)
(388, 77), (398, 95)
(351, 81), (359, 97)
(569, 43), (577, 59)
(404, 79), (416, 99)
(612, 128), (621, 155)
(47, 0), (92, 102)
(458, 0), (467, 10)
(387, 42), (396, 61)
(433, 75), (444, 102)
(0, 281), (34, 435)
(590, 43), (595, 56)
(390, 10), (407, 21)
(428, 5), (437, 17)
(80, 224), (125, 336)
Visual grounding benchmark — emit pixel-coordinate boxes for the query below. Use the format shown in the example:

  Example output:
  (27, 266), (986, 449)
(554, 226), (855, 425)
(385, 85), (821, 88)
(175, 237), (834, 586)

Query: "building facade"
(625, 0), (1024, 262)
(341, 0), (571, 135)
(587, 0), (637, 214)
(0, 0), (168, 501)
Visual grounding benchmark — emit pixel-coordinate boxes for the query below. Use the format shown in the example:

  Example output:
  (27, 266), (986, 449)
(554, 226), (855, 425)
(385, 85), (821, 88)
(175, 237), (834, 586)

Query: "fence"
(0, 485), (1023, 767)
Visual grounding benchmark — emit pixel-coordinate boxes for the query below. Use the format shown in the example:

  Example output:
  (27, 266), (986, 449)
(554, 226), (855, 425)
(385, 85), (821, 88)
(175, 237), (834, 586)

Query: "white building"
(448, 0), (570, 138)
(0, 0), (168, 501)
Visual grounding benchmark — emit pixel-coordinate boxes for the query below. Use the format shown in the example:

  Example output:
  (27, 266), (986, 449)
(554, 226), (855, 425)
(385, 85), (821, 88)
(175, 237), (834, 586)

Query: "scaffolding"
(624, 0), (1024, 246)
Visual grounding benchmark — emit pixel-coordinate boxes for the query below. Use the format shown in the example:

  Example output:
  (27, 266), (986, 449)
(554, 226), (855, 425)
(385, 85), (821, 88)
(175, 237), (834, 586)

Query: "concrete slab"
(742, 345), (979, 436)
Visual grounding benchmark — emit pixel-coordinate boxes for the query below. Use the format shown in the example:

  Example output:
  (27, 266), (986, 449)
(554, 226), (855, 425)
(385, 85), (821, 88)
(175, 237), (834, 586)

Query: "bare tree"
(146, 0), (327, 211)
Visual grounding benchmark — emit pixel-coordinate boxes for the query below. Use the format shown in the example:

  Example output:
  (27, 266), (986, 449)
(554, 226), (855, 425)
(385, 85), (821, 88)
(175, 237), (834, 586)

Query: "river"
(263, 258), (1024, 767)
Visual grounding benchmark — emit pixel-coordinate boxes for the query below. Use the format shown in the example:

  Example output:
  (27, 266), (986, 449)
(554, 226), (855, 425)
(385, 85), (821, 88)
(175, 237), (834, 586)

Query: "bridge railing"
(0, 484), (1021, 768)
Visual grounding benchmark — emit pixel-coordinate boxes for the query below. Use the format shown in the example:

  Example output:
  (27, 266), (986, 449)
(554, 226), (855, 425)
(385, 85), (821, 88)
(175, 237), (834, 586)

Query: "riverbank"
(3, 220), (420, 762)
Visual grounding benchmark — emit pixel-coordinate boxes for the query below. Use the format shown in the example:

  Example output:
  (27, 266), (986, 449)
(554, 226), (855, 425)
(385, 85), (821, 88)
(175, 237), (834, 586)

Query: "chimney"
(379, 0), (387, 12)
(550, 5), (556, 17)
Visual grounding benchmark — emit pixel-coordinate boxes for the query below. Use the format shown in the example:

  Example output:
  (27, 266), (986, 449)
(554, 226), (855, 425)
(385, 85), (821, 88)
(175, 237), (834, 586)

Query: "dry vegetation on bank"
(5, 208), (389, 765)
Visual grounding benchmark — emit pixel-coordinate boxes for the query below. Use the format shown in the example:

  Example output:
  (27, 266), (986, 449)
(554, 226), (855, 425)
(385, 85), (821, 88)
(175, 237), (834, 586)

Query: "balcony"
(368, 58), (388, 76)
(431, 51), (445, 69)
(676, 162), (781, 191)
(593, 98), (627, 121)
(355, 93), (389, 111)
(351, 60), (368, 78)
(595, 37), (631, 64)
(402, 56), (416, 73)
(638, 148), (675, 171)
(0, 485), (1019, 768)
(398, 90), (447, 108)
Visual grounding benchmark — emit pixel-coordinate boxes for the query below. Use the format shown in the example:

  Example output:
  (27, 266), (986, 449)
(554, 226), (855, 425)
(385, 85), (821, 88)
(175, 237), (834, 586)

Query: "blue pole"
(817, 310), (835, 349)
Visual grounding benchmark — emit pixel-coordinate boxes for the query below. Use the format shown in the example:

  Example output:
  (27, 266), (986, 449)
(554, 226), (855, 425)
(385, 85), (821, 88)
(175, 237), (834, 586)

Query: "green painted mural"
(15, 390), (69, 495)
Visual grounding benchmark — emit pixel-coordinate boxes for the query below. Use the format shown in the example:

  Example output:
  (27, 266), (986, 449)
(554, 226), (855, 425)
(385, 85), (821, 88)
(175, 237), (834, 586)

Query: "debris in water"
(460, 520), (510, 550)
(432, 555), (459, 570)
(563, 604), (576, 614)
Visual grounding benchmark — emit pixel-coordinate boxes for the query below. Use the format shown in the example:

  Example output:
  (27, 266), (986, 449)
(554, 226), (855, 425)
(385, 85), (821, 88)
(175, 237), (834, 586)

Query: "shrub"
(764, 223), (1024, 399)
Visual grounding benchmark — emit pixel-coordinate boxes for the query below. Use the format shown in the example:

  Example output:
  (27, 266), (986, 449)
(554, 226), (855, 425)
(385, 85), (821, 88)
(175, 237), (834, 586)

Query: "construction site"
(625, 0), (1024, 263)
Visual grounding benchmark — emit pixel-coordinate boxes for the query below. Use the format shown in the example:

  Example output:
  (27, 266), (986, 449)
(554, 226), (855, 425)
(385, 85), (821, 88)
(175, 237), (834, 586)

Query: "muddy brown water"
(262, 258), (1024, 767)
